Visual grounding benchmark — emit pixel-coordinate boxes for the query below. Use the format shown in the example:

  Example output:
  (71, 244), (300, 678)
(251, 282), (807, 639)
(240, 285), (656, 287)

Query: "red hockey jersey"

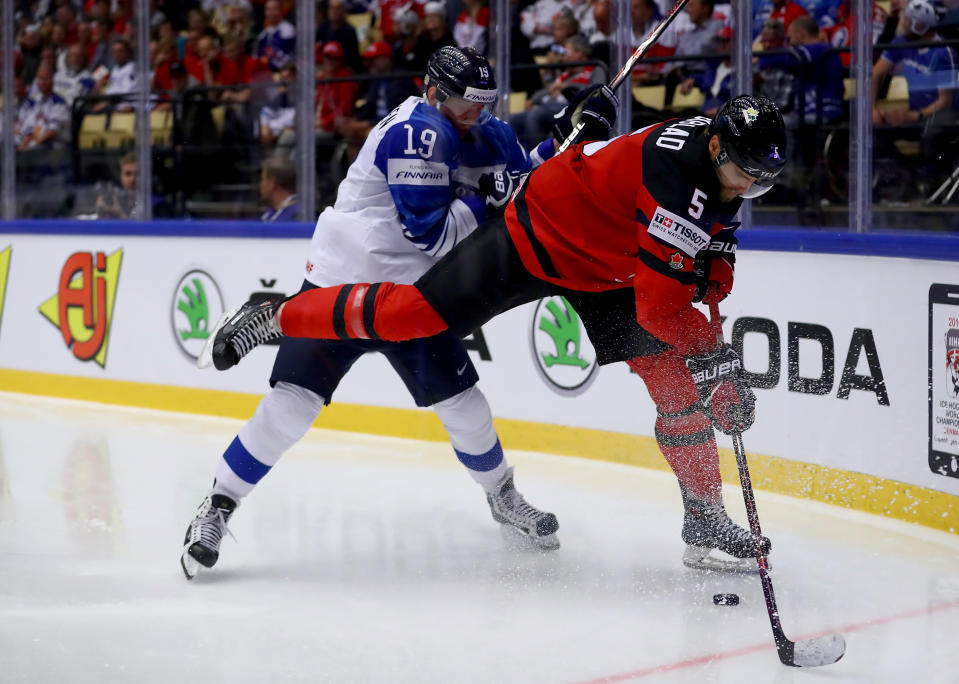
(504, 117), (743, 355)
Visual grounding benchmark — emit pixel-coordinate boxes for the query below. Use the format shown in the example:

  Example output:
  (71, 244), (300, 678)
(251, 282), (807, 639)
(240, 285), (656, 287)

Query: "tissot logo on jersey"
(648, 206), (710, 256)
(387, 158), (449, 186)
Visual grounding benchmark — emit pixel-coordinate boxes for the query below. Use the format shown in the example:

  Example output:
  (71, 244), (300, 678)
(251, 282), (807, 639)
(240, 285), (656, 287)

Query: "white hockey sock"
(432, 385), (507, 492)
(213, 381), (325, 501)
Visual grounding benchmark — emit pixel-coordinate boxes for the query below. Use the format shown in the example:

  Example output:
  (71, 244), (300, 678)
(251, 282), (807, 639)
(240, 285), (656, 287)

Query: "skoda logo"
(171, 269), (225, 361)
(529, 296), (599, 396)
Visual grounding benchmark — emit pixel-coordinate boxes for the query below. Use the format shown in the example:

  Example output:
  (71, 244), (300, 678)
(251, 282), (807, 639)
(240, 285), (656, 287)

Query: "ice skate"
(486, 467), (560, 550)
(197, 295), (285, 371)
(680, 486), (770, 572)
(180, 493), (238, 579)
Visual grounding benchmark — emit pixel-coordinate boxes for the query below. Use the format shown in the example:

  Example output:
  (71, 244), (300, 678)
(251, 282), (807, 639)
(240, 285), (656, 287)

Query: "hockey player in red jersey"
(208, 94), (787, 570)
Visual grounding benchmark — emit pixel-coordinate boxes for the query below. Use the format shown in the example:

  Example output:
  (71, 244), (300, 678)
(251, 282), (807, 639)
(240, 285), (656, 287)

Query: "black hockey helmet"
(424, 46), (498, 107)
(709, 95), (786, 197)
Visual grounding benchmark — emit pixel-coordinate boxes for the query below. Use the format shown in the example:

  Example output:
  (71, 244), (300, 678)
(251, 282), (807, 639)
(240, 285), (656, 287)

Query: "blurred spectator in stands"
(675, 25), (733, 116)
(317, 0), (364, 73)
(256, 0), (296, 71)
(93, 151), (139, 218)
(189, 33), (245, 100)
(19, 23), (45, 83)
(222, 34), (264, 98)
(27, 46), (58, 101)
(631, 0), (669, 83)
(259, 156), (299, 221)
(659, 0), (730, 102)
(455, 0), (490, 53)
(587, 0), (612, 69)
(512, 34), (604, 149)
(377, 0), (422, 46)
(204, 0), (253, 35)
(112, 0), (134, 37)
(823, 0), (888, 66)
(154, 18), (178, 45)
(223, 4), (255, 44)
(54, 43), (96, 107)
(878, 0), (907, 45)
(89, 17), (114, 70)
(90, 151), (173, 218)
(391, 5), (423, 71)
(537, 11), (580, 87)
(404, 1), (455, 72)
(19, 65), (70, 150)
(783, 15), (844, 123)
(6, 75), (36, 150)
(753, 19), (796, 115)
(182, 10), (212, 69)
(91, 38), (138, 112)
(521, 0), (569, 55)
(753, 0), (808, 39)
(337, 40), (420, 161)
(873, 0), (956, 127)
(55, 4), (81, 45)
(259, 63), (296, 148)
(315, 41), (359, 136)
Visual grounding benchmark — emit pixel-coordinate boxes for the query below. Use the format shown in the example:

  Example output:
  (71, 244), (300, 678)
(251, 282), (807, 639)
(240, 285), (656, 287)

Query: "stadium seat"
(150, 109), (172, 146)
(103, 111), (135, 148)
(632, 85), (666, 110)
(210, 105), (227, 136)
(509, 91), (527, 114)
(878, 75), (909, 111)
(78, 113), (108, 149)
(670, 86), (705, 110)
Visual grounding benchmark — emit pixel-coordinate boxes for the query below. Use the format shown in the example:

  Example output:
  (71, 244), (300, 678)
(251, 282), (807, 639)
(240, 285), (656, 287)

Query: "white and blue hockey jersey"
(305, 96), (532, 287)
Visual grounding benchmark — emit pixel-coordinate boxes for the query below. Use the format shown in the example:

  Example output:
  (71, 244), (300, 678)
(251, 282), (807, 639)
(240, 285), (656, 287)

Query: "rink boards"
(0, 221), (957, 532)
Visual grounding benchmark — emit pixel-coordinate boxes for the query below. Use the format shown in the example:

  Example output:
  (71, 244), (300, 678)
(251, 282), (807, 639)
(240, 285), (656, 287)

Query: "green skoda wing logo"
(178, 278), (212, 341)
(171, 269), (224, 361)
(538, 297), (590, 369)
(530, 296), (598, 396)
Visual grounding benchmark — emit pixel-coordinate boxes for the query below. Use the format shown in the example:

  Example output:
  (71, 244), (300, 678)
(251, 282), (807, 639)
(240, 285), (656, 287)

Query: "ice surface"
(1, 392), (957, 683)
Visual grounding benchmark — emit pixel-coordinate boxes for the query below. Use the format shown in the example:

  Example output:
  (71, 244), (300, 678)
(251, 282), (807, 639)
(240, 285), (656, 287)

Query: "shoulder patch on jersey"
(387, 158), (449, 186)
(648, 205), (710, 256)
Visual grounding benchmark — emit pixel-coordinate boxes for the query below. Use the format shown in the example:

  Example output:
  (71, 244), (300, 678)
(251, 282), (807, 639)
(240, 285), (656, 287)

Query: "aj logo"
(0, 246), (10, 336)
(39, 250), (123, 367)
(530, 296), (598, 396)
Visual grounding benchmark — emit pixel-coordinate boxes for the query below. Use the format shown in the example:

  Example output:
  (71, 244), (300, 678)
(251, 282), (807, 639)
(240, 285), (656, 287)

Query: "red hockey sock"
(277, 283), (448, 342)
(628, 352), (722, 503)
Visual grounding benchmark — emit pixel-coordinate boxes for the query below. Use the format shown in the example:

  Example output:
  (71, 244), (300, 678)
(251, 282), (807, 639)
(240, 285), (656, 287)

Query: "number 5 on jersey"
(688, 189), (707, 219)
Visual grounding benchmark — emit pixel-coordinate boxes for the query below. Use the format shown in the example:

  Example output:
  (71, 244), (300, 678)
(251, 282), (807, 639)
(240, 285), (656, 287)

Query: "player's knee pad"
(432, 385), (498, 456)
(627, 350), (701, 416)
(372, 282), (449, 342)
(238, 381), (325, 462)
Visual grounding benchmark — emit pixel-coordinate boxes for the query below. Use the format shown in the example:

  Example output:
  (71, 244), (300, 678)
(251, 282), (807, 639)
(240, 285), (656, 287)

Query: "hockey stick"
(709, 301), (846, 668)
(556, 0), (691, 153)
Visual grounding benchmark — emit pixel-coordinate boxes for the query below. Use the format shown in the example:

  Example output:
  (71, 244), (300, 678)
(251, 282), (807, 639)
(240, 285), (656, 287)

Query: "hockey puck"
(713, 593), (739, 606)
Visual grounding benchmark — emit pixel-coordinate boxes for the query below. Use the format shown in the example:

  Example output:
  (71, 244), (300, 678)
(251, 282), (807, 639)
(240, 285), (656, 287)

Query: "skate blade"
(180, 546), (201, 580)
(196, 308), (237, 369)
(682, 545), (761, 573)
(500, 525), (560, 551)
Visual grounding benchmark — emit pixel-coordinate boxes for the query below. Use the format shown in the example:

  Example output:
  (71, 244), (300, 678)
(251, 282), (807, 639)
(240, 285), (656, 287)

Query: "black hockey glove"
(478, 169), (525, 213)
(692, 224), (738, 305)
(685, 343), (756, 435)
(551, 83), (619, 146)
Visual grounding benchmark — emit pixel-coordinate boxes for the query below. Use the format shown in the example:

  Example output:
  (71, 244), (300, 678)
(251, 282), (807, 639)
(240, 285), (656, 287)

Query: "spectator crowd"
(2, 0), (957, 216)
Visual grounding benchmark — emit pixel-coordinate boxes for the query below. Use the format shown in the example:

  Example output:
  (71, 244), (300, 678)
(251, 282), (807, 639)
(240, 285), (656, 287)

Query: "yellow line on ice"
(3, 367), (956, 534)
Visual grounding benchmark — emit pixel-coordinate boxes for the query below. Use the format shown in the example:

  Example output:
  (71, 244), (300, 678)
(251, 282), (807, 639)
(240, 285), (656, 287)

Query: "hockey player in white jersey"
(182, 47), (560, 579)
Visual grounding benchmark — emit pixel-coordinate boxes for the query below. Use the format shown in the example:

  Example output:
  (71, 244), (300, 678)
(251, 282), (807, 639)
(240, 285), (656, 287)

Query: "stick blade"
(787, 633), (846, 667)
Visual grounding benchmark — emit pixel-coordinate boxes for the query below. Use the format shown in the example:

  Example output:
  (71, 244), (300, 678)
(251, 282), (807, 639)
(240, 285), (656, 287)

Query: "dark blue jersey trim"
(2, 220), (957, 261)
(738, 227), (959, 261)
(0, 219), (314, 239)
